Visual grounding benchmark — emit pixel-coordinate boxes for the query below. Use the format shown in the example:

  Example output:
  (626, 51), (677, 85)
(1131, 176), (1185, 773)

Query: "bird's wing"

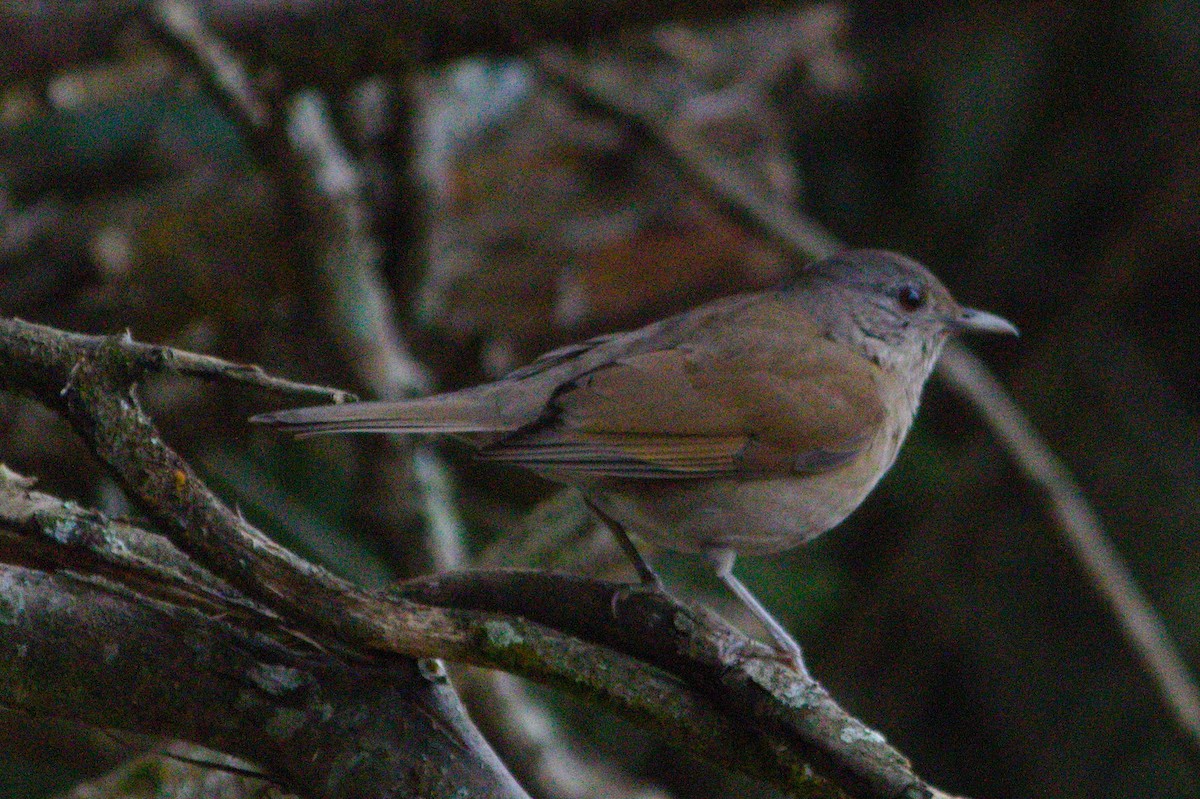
(478, 339), (888, 478)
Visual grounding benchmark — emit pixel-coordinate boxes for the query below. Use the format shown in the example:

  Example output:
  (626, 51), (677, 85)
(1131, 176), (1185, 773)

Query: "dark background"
(1, 2), (1197, 797)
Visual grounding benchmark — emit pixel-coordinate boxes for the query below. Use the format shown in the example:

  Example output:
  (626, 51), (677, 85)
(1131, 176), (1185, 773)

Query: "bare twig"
(146, 0), (271, 133)
(533, 45), (843, 261)
(936, 344), (1200, 748)
(284, 90), (433, 399)
(1, 319), (354, 402)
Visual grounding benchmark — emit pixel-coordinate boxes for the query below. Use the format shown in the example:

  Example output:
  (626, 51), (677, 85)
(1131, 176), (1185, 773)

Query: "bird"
(252, 249), (1017, 675)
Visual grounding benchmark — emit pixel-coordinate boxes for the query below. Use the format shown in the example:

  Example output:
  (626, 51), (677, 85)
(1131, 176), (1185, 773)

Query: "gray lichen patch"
(838, 722), (887, 746)
(34, 507), (106, 546)
(481, 619), (525, 650)
(742, 657), (818, 709)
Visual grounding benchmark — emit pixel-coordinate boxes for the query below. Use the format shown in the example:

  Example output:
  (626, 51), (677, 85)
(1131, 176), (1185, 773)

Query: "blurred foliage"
(1, 2), (1199, 798)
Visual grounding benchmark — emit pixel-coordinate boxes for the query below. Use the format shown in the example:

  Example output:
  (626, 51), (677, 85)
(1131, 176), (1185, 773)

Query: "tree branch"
(0, 470), (524, 799)
(0, 315), (956, 797)
(0, 319), (354, 402)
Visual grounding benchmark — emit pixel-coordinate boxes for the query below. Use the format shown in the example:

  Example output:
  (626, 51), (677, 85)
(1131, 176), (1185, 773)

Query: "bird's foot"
(720, 636), (811, 680)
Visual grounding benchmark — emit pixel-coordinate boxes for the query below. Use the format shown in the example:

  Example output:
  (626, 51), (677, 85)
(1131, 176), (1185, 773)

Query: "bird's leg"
(706, 548), (811, 678)
(584, 497), (664, 589)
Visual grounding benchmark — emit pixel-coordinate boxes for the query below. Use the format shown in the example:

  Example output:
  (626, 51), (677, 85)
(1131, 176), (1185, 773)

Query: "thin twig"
(534, 45), (842, 261)
(2, 319), (355, 402)
(937, 344), (1200, 747)
(285, 90), (432, 399)
(146, 0), (271, 132)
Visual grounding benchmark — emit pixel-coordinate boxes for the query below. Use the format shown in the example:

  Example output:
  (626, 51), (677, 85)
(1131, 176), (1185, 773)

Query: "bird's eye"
(896, 284), (926, 311)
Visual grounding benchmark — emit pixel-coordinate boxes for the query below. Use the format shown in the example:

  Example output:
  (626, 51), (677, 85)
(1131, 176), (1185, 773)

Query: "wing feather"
(480, 333), (887, 478)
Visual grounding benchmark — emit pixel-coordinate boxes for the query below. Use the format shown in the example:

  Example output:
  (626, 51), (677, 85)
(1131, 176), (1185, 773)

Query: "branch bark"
(0, 315), (956, 798)
(0, 470), (523, 799)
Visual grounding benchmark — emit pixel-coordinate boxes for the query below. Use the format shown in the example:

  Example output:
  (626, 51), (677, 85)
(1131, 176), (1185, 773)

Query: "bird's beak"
(951, 307), (1019, 336)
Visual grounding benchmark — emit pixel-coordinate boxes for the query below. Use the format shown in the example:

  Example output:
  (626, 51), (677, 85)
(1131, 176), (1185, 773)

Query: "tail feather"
(250, 396), (519, 437)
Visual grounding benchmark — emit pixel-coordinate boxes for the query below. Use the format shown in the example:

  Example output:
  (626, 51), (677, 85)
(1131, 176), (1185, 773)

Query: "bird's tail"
(250, 394), (518, 437)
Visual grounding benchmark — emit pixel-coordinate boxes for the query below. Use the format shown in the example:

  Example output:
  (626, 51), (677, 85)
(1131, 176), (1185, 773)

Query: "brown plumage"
(253, 250), (1016, 672)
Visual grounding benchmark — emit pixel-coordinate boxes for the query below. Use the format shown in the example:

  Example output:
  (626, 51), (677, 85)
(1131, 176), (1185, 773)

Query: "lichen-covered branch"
(0, 316), (958, 797)
(0, 458), (814, 795)
(398, 571), (931, 799)
(0, 564), (523, 798)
